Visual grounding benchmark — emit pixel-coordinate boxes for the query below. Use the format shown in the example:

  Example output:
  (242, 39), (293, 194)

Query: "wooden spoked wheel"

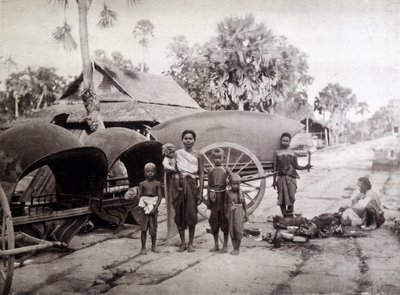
(199, 142), (266, 218)
(0, 185), (15, 295)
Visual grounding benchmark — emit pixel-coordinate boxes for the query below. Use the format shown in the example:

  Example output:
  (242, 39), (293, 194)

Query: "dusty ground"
(10, 136), (400, 295)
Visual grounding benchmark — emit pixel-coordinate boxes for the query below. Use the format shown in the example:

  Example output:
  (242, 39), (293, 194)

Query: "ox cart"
(0, 123), (165, 294)
(1, 111), (302, 293)
(151, 111), (303, 232)
(0, 123), (109, 294)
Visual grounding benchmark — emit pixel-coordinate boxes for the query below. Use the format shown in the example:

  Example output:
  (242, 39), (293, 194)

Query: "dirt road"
(11, 137), (400, 295)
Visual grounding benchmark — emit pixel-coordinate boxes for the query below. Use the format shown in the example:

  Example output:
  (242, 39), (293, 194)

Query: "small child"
(162, 143), (180, 189)
(272, 132), (311, 217)
(226, 173), (248, 255)
(137, 162), (162, 254)
(207, 148), (231, 253)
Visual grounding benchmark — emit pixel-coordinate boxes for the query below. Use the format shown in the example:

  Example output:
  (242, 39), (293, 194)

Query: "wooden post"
(306, 116), (309, 134)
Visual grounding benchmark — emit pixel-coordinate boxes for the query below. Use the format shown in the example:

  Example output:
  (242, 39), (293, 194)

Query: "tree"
(167, 15), (313, 112)
(368, 105), (393, 137)
(356, 101), (369, 117)
(94, 49), (134, 70)
(315, 83), (357, 144)
(133, 19), (155, 72)
(0, 56), (17, 72)
(51, 0), (140, 132)
(1, 67), (68, 119)
(355, 101), (369, 140)
(167, 36), (219, 109)
(0, 56), (18, 117)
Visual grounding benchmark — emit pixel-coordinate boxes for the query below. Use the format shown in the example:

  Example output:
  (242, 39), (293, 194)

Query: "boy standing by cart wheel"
(137, 162), (162, 254)
(226, 173), (248, 255)
(207, 148), (231, 253)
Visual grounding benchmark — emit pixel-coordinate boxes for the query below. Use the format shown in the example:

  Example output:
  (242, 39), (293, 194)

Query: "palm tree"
(133, 19), (155, 72)
(207, 15), (311, 112)
(356, 102), (369, 117)
(356, 101), (370, 140)
(316, 83), (357, 144)
(51, 0), (140, 132)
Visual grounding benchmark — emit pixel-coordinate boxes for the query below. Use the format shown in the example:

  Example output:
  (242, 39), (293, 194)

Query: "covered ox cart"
(83, 127), (163, 231)
(0, 123), (108, 295)
(151, 111), (303, 218)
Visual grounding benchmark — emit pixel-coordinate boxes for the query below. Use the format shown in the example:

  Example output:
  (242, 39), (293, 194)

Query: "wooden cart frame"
(0, 123), (108, 295)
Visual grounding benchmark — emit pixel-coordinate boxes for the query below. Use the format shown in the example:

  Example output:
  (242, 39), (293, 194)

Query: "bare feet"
(219, 247), (228, 254)
(209, 246), (219, 252)
(140, 249), (147, 255)
(361, 224), (377, 231)
(230, 250), (239, 255)
(177, 244), (186, 252)
(187, 245), (196, 252)
(151, 247), (161, 253)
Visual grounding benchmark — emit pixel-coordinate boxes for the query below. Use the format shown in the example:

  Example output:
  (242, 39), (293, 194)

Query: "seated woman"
(340, 177), (385, 230)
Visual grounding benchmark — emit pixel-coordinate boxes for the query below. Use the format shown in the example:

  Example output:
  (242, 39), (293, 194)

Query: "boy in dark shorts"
(207, 148), (231, 253)
(137, 162), (162, 254)
(226, 173), (248, 255)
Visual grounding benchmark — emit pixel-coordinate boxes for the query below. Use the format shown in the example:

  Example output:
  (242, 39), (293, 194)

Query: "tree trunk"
(266, 102), (276, 114)
(238, 100), (245, 111)
(36, 93), (44, 111)
(14, 97), (19, 118)
(77, 0), (105, 132)
(141, 43), (145, 72)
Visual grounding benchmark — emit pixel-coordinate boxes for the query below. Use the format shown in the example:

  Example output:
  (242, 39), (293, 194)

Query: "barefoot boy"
(137, 162), (162, 254)
(207, 148), (231, 253)
(226, 173), (248, 255)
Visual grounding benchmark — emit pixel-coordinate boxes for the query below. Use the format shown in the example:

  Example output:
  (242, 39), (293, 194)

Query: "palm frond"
(97, 4), (118, 28)
(52, 22), (78, 51)
(127, 0), (141, 5)
(47, 0), (68, 5)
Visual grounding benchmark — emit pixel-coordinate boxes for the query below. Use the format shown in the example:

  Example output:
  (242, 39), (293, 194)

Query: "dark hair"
(280, 132), (292, 140)
(181, 129), (196, 140)
(358, 177), (372, 190)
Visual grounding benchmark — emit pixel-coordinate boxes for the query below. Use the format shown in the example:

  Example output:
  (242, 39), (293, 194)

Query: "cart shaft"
(0, 241), (62, 257)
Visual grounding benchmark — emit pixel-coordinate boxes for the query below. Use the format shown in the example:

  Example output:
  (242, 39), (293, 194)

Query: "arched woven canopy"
(83, 127), (163, 186)
(0, 123), (108, 202)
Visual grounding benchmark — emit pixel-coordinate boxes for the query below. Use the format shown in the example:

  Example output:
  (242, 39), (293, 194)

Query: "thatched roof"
(13, 61), (202, 126)
(61, 61), (200, 108)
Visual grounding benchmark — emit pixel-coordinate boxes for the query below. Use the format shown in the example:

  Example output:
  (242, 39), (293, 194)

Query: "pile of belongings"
(258, 213), (346, 247)
(254, 213), (369, 248)
(273, 213), (344, 238)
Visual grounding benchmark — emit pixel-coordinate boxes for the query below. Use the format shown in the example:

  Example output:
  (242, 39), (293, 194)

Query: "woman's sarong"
(276, 175), (297, 206)
(173, 175), (198, 230)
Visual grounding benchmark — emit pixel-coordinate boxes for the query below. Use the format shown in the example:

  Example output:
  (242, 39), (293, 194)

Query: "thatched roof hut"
(23, 61), (202, 132)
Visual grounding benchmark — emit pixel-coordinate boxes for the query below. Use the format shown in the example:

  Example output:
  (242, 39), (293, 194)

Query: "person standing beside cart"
(272, 132), (312, 217)
(207, 148), (231, 253)
(173, 130), (204, 252)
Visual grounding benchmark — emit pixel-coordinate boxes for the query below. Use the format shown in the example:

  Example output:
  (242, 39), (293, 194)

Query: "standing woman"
(272, 132), (311, 217)
(173, 130), (204, 252)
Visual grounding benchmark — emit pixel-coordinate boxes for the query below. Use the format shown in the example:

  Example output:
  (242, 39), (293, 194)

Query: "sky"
(1, 0), (399, 120)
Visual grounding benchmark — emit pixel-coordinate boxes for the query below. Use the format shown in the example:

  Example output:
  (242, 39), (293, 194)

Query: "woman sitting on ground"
(339, 177), (385, 230)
